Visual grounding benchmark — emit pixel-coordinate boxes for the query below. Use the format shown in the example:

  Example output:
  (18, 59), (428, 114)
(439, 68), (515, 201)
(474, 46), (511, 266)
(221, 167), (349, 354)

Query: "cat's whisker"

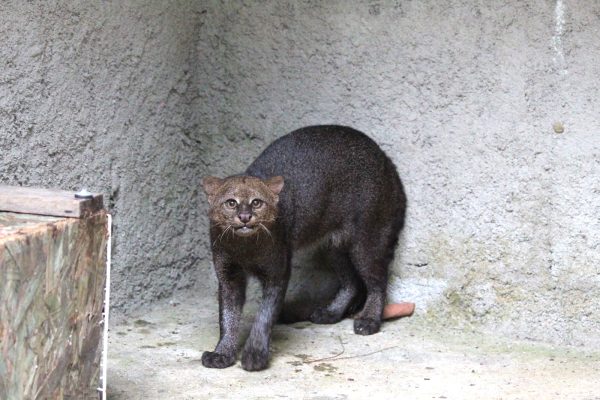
(258, 223), (274, 244)
(213, 228), (224, 247)
(215, 224), (232, 246)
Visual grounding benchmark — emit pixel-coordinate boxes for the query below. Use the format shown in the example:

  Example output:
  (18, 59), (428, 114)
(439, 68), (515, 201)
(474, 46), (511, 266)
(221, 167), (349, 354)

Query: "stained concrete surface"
(107, 292), (600, 400)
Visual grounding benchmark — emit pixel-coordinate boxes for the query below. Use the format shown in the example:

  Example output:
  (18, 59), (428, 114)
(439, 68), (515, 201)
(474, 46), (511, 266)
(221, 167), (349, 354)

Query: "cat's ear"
(202, 176), (223, 198)
(264, 176), (284, 195)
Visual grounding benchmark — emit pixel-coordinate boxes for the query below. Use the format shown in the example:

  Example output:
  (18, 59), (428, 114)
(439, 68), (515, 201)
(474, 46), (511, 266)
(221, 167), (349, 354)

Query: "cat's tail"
(278, 299), (415, 323)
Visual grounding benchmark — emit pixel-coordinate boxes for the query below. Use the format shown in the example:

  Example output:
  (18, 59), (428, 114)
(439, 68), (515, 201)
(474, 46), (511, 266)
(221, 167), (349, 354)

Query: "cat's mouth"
(234, 225), (257, 237)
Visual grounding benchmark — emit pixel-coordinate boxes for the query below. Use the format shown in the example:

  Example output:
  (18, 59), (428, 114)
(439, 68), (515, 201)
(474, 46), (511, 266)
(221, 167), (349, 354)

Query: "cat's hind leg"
(349, 229), (398, 335)
(309, 248), (363, 324)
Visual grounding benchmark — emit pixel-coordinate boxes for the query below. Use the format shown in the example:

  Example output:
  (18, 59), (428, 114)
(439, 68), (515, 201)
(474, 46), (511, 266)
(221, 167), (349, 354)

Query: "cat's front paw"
(353, 318), (381, 335)
(201, 351), (236, 369)
(241, 347), (269, 371)
(309, 308), (343, 324)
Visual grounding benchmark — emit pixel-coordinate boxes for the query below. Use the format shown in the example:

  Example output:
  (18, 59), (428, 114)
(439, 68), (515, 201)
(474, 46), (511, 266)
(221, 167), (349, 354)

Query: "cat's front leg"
(241, 274), (289, 371)
(202, 266), (246, 369)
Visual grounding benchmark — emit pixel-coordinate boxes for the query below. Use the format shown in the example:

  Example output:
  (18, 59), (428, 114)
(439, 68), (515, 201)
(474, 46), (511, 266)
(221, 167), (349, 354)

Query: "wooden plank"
(0, 185), (103, 218)
(0, 211), (107, 399)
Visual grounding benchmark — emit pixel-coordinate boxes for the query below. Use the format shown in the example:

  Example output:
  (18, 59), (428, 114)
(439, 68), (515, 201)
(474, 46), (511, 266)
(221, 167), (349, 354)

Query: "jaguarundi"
(201, 125), (407, 371)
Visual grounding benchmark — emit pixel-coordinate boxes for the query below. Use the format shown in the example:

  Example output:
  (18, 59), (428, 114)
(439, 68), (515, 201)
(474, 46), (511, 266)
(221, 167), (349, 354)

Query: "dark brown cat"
(201, 125), (406, 371)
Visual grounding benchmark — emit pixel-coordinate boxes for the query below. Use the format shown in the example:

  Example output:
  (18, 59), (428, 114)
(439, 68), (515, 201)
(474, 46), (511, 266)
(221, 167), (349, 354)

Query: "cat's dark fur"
(201, 125), (406, 371)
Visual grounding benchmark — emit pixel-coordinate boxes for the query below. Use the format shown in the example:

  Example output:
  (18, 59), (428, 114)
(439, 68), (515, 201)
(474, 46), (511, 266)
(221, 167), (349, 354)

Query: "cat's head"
(202, 175), (284, 238)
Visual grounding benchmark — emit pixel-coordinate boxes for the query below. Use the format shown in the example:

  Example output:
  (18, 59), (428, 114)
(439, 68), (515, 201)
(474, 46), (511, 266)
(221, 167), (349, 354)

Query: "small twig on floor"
(304, 336), (399, 364)
(324, 345), (399, 362)
(304, 335), (346, 364)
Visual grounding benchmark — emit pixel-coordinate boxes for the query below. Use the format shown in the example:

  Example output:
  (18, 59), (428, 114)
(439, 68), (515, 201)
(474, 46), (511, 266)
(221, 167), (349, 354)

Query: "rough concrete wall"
(1, 1), (598, 347)
(0, 1), (211, 311)
(199, 0), (600, 347)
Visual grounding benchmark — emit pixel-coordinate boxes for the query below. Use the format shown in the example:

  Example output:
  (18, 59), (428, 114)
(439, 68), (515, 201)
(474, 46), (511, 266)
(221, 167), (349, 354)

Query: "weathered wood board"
(0, 185), (103, 218)
(0, 211), (108, 399)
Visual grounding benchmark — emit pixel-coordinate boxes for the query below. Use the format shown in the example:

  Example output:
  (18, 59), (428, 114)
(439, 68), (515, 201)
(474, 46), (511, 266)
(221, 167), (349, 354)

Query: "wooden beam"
(0, 185), (103, 218)
(0, 211), (107, 398)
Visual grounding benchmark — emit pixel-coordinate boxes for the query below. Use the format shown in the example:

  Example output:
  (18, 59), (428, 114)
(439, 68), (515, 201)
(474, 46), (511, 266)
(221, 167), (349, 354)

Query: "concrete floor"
(107, 292), (600, 400)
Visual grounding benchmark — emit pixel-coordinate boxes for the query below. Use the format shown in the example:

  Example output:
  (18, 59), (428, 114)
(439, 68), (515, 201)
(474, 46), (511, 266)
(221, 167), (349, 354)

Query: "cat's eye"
(251, 199), (263, 208)
(224, 199), (237, 209)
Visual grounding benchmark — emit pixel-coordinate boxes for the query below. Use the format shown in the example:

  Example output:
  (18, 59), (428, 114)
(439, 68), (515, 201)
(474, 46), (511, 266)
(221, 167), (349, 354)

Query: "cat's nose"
(238, 212), (252, 224)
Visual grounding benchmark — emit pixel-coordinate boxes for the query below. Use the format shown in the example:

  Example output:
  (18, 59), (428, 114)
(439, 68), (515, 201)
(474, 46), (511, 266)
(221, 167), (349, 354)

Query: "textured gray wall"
(1, 1), (598, 347)
(0, 1), (211, 310)
(200, 0), (600, 347)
